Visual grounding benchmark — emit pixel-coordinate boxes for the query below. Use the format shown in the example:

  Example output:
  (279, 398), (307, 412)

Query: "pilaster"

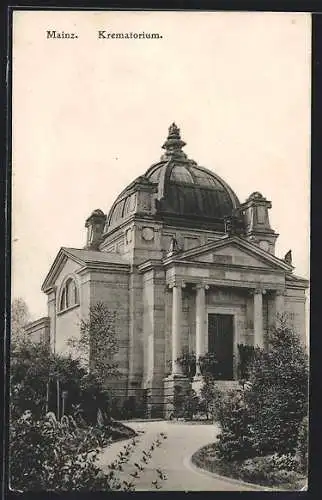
(252, 287), (266, 348)
(275, 289), (286, 324)
(193, 283), (209, 389)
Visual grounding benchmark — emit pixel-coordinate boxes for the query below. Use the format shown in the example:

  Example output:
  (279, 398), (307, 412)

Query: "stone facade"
(27, 124), (309, 418)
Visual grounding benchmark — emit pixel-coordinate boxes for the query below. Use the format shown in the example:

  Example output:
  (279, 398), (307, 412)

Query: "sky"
(12, 10), (311, 319)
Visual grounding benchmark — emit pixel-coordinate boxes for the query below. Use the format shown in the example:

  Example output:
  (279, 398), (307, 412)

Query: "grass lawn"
(192, 443), (307, 491)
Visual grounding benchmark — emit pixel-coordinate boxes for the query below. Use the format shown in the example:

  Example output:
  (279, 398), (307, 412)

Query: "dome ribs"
(104, 124), (242, 234)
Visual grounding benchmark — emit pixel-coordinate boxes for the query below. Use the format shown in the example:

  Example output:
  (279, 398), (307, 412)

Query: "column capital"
(168, 280), (186, 289)
(249, 287), (266, 296)
(275, 288), (286, 296)
(196, 282), (210, 291)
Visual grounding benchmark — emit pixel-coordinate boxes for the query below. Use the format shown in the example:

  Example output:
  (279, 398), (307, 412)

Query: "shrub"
(296, 415), (308, 473)
(10, 410), (168, 492)
(240, 454), (300, 486)
(182, 388), (200, 420)
(245, 320), (308, 456)
(215, 320), (308, 461)
(174, 351), (219, 380)
(10, 339), (111, 425)
(10, 411), (115, 491)
(167, 385), (199, 420)
(237, 344), (257, 380)
(199, 352), (219, 378)
(199, 376), (221, 420)
(215, 390), (256, 461)
(175, 351), (196, 380)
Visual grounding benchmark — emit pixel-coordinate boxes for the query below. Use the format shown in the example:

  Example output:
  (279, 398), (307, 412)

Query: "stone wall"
(128, 270), (144, 389)
(101, 218), (224, 265)
(142, 267), (166, 417)
(88, 269), (130, 400)
(285, 287), (307, 346)
(54, 259), (84, 355)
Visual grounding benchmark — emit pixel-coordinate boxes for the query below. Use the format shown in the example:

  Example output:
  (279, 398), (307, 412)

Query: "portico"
(161, 265), (292, 416)
(166, 278), (286, 378)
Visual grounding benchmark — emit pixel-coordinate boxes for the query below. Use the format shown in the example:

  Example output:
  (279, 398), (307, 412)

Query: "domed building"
(34, 123), (308, 418)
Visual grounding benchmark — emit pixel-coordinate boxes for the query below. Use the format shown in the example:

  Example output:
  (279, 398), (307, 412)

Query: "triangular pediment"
(41, 247), (129, 292)
(171, 236), (293, 272)
(41, 248), (82, 292)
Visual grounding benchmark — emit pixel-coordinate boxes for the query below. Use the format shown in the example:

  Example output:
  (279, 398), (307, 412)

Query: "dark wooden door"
(208, 313), (234, 380)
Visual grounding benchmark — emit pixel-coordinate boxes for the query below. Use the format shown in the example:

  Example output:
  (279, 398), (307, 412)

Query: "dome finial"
(168, 122), (181, 139)
(161, 122), (187, 159)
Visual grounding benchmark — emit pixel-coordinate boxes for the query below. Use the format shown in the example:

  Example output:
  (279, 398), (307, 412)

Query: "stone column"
(171, 282), (184, 376)
(194, 283), (208, 379)
(253, 288), (265, 348)
(163, 281), (189, 419)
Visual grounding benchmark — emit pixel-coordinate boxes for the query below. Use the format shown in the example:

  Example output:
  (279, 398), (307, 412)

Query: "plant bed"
(192, 444), (307, 491)
(106, 419), (137, 441)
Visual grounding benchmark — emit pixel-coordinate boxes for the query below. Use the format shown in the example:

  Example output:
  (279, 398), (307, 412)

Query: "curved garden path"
(99, 420), (266, 491)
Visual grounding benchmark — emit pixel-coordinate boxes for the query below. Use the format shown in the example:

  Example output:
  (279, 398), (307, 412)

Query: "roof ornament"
(284, 249), (292, 265)
(161, 122), (187, 160)
(224, 208), (245, 237)
(85, 208), (106, 250)
(167, 236), (180, 257)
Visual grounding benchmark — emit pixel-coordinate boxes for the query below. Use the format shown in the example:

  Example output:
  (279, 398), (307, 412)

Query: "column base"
(164, 373), (187, 381)
(163, 374), (191, 420)
(142, 377), (164, 419)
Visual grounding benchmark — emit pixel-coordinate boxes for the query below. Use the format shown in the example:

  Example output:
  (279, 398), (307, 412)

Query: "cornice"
(76, 262), (130, 276)
(25, 316), (50, 330)
(165, 277), (283, 291)
(285, 280), (310, 290)
(162, 258), (287, 276)
(42, 247), (130, 292)
(137, 259), (164, 273)
(41, 250), (68, 293)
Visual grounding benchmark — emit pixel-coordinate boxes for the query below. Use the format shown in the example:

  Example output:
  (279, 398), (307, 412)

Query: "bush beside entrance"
(193, 319), (309, 489)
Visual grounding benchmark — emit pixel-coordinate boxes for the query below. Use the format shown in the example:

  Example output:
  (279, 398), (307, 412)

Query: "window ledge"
(57, 303), (80, 316)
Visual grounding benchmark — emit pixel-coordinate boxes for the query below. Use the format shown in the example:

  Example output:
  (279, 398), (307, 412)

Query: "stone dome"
(106, 123), (241, 232)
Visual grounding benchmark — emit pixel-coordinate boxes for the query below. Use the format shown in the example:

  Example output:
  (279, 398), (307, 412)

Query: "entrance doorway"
(208, 313), (234, 380)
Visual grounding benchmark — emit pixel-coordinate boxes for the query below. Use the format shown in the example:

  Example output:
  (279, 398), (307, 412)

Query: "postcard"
(10, 10), (310, 492)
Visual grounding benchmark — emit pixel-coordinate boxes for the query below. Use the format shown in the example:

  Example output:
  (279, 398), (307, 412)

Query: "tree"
(11, 297), (31, 344)
(214, 317), (309, 460)
(67, 302), (119, 385)
(10, 339), (53, 419)
(10, 338), (110, 424)
(245, 318), (308, 456)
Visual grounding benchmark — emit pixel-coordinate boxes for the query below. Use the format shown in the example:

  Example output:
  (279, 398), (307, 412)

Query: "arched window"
(59, 278), (79, 312)
(60, 288), (66, 311)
